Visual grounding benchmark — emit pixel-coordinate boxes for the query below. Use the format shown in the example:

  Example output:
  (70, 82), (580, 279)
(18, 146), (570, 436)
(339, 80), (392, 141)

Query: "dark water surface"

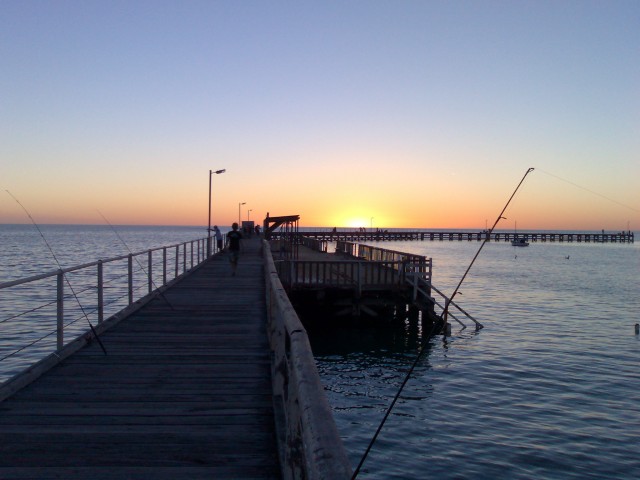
(309, 239), (640, 479)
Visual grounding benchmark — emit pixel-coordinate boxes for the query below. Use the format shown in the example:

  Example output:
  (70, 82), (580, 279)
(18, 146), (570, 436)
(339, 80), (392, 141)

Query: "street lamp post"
(208, 168), (226, 256)
(238, 202), (246, 226)
(247, 209), (252, 221)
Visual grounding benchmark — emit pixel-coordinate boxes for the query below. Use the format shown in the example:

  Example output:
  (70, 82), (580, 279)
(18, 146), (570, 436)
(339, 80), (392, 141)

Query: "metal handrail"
(0, 236), (214, 383)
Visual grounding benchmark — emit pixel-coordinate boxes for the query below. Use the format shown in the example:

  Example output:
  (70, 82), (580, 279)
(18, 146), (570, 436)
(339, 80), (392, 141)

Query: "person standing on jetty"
(225, 222), (243, 276)
(213, 225), (223, 252)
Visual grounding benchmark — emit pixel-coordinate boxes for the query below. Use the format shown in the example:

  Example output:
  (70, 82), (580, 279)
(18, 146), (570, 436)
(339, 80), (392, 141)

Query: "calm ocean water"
(1, 225), (639, 478)
(0, 224), (214, 382)
(0, 224), (212, 283)
(309, 236), (640, 479)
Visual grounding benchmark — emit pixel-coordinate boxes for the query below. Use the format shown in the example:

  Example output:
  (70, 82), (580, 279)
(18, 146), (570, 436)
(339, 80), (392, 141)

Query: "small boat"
(511, 237), (529, 247)
(511, 221), (529, 246)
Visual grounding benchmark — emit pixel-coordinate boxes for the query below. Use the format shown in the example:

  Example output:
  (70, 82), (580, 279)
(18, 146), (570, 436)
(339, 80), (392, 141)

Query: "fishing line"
(97, 210), (175, 311)
(536, 168), (639, 213)
(351, 167), (535, 479)
(351, 320), (439, 480)
(5, 190), (107, 355)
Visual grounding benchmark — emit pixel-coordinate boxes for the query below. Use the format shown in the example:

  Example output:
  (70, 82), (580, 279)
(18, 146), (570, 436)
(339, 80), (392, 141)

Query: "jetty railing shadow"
(264, 240), (353, 480)
(0, 236), (213, 387)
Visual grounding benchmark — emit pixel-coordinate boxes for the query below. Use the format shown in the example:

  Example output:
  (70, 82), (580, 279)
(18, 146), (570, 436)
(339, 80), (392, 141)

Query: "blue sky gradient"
(2, 1), (638, 229)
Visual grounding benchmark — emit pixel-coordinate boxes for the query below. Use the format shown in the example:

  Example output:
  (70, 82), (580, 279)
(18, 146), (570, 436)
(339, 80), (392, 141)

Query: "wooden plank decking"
(0, 237), (281, 479)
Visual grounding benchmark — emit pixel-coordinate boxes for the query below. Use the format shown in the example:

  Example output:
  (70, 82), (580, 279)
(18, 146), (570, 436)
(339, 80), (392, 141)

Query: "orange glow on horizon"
(1, 166), (638, 232)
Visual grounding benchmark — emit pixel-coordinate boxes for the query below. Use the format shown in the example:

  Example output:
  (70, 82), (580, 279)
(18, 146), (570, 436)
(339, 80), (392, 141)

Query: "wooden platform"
(0, 238), (281, 479)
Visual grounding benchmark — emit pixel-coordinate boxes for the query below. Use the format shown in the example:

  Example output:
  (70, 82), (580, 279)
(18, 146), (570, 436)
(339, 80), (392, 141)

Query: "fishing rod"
(351, 167), (535, 479)
(441, 167), (534, 330)
(6, 190), (107, 355)
(97, 210), (175, 311)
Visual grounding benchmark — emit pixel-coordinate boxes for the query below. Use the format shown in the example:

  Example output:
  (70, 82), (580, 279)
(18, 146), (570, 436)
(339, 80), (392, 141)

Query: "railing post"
(97, 260), (104, 323)
(56, 270), (64, 350)
(289, 260), (295, 288)
(183, 243), (187, 273)
(175, 245), (179, 278)
(148, 250), (153, 294)
(128, 254), (133, 305)
(163, 247), (167, 286)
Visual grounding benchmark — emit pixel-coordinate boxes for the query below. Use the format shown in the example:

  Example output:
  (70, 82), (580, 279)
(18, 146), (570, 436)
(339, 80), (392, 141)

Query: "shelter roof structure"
(263, 214), (300, 239)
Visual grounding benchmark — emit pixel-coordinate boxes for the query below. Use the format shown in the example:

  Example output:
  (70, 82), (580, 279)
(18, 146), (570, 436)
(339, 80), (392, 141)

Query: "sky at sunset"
(1, 1), (638, 231)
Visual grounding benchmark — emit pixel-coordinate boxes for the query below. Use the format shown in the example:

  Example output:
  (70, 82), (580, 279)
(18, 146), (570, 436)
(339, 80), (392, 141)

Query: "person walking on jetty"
(226, 222), (243, 276)
(213, 225), (223, 252)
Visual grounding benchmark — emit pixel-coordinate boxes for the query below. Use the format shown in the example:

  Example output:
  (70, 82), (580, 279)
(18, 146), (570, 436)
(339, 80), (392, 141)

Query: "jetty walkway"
(0, 237), (280, 479)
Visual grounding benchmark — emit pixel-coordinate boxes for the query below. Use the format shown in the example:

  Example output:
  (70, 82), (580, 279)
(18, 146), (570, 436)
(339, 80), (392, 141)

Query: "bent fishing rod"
(441, 167), (534, 329)
(6, 190), (108, 355)
(351, 167), (535, 479)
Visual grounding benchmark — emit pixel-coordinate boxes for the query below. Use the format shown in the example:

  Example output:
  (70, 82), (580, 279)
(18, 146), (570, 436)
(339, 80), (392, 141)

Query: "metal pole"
(208, 170), (212, 256)
(56, 270), (64, 350)
(208, 169), (226, 257)
(208, 170), (212, 235)
(97, 260), (103, 323)
(128, 254), (133, 305)
(238, 202), (246, 225)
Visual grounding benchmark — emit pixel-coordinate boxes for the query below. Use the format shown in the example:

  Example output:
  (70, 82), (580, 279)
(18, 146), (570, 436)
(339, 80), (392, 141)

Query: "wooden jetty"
(270, 237), (479, 330)
(294, 230), (635, 244)
(0, 236), (352, 479)
(1, 215), (494, 479)
(262, 214), (478, 328)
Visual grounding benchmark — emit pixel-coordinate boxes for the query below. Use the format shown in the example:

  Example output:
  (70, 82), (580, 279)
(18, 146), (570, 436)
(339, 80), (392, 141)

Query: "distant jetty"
(295, 230), (634, 244)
